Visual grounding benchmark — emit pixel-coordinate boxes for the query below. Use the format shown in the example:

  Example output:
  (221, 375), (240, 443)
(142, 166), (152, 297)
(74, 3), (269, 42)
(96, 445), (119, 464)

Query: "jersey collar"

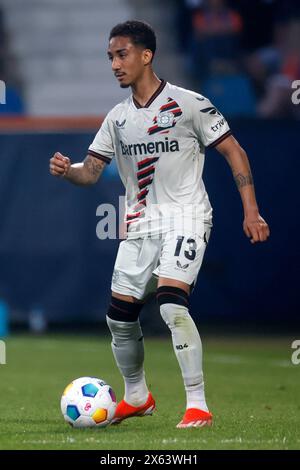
(132, 80), (167, 109)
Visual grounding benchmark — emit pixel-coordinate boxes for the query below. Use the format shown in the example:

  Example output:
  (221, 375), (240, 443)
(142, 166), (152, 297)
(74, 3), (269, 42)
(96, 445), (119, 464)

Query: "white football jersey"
(88, 81), (231, 238)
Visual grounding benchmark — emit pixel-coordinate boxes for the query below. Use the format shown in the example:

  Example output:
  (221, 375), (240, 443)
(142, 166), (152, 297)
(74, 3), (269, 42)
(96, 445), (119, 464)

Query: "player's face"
(108, 36), (150, 88)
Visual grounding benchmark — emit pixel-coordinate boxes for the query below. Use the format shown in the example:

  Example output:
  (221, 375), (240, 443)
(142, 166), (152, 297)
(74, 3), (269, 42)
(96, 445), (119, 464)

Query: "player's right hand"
(49, 152), (71, 177)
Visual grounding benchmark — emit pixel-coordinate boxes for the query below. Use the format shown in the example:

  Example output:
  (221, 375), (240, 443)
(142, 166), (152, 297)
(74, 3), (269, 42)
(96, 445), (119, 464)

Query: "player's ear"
(143, 49), (153, 66)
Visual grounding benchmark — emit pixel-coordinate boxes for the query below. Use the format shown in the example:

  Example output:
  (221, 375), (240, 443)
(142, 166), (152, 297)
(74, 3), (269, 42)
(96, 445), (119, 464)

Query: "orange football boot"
(112, 392), (156, 424)
(177, 408), (213, 428)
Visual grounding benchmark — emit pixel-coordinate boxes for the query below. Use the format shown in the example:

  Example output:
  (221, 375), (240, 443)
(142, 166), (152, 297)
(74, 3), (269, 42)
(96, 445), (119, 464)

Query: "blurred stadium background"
(0, 0), (299, 335)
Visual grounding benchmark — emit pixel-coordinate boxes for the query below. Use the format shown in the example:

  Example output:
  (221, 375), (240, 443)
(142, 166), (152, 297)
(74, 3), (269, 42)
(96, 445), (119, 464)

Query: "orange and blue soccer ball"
(61, 377), (117, 428)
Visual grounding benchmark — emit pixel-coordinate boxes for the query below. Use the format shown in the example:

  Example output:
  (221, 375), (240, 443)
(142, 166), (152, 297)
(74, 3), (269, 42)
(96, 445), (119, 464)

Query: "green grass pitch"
(0, 334), (299, 450)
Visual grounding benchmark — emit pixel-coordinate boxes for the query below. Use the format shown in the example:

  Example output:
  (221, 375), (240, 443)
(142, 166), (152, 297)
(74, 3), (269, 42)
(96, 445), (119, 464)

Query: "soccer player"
(49, 20), (270, 428)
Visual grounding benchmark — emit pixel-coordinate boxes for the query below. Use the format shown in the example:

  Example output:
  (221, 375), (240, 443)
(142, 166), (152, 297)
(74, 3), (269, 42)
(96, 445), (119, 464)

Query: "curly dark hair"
(109, 20), (156, 58)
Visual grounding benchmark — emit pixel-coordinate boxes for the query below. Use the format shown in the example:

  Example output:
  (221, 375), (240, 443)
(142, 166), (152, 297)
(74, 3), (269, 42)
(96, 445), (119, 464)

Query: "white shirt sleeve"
(189, 93), (231, 148)
(88, 113), (115, 164)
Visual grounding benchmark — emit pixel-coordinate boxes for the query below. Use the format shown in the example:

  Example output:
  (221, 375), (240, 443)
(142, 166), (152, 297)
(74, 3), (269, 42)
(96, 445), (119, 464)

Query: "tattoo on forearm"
(234, 173), (253, 190)
(84, 156), (105, 178)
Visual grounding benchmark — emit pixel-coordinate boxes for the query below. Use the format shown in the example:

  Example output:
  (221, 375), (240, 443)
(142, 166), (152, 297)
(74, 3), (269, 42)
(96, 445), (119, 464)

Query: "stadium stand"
(1, 0), (133, 115)
(1, 0), (190, 116)
(0, 2), (24, 114)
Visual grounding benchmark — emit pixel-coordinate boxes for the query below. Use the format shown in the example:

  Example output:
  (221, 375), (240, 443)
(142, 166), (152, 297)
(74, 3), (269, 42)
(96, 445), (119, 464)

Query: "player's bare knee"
(111, 291), (141, 304)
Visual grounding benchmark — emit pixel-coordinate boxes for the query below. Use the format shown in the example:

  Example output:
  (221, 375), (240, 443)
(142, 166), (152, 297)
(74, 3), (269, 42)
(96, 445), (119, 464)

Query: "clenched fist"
(49, 152), (71, 177)
(243, 213), (270, 244)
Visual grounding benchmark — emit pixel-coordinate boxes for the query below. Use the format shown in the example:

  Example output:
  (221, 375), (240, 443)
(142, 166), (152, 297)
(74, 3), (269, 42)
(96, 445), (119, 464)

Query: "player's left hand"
(243, 213), (270, 244)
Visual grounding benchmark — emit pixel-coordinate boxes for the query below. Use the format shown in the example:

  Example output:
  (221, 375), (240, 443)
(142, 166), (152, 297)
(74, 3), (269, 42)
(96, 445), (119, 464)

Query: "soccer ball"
(60, 377), (117, 428)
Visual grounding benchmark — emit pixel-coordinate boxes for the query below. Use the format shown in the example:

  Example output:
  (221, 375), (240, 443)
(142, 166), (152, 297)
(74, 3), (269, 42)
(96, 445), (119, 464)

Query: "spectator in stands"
(249, 20), (300, 118)
(190, 0), (243, 79)
(232, 0), (300, 102)
(176, 0), (205, 53)
(230, 0), (279, 54)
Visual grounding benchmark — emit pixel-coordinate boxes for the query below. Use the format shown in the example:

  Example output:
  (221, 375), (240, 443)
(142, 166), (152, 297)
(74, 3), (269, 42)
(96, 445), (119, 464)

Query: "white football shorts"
(111, 228), (211, 300)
